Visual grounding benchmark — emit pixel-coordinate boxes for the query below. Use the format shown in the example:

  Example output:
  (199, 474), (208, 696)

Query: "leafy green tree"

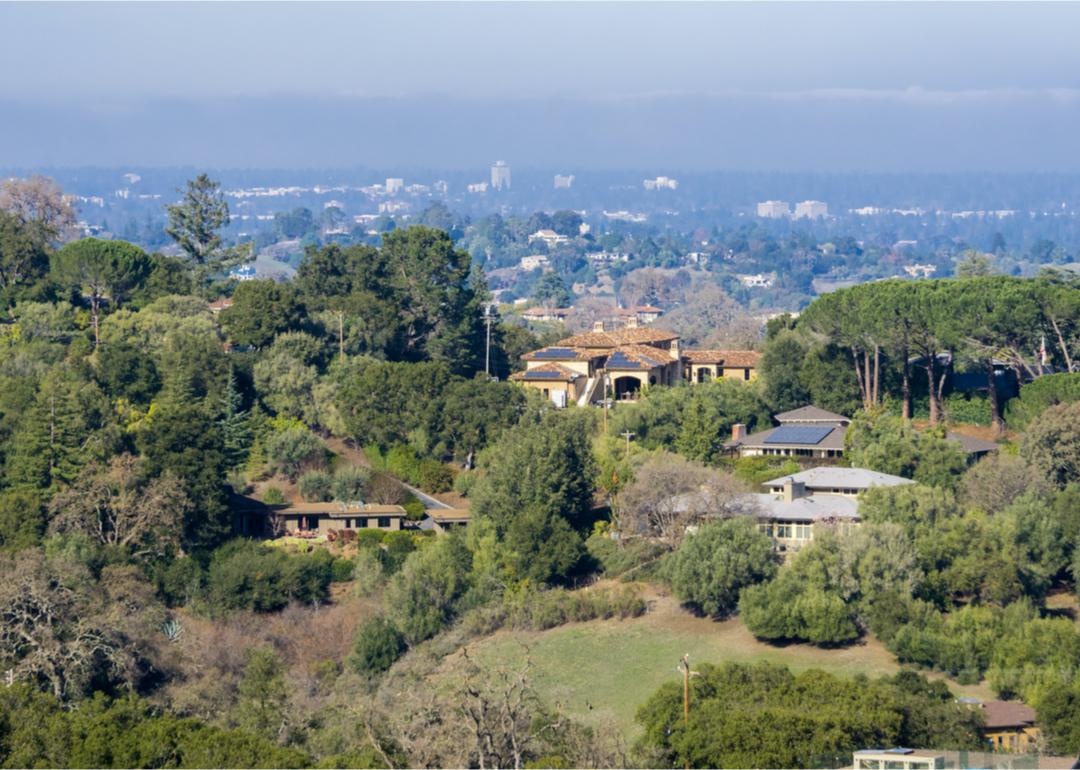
(95, 339), (161, 405)
(759, 330), (810, 411)
(0, 209), (51, 308)
(532, 271), (571, 307)
(349, 616), (406, 677)
(1005, 372), (1080, 431)
(52, 238), (152, 346)
(471, 410), (596, 583)
(138, 403), (230, 551)
(298, 470), (333, 502)
(336, 359), (451, 449)
(385, 535), (472, 644)
(0, 488), (44, 552)
(429, 377), (524, 466)
(1037, 678), (1080, 755)
(220, 279), (305, 348)
(266, 425), (324, 481)
(635, 662), (981, 769)
(845, 412), (967, 487)
(665, 518), (777, 617)
(674, 380), (771, 464)
(332, 465), (371, 502)
(1021, 401), (1080, 488)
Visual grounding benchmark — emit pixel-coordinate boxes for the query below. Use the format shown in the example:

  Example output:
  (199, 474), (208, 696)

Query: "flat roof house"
(232, 497), (406, 537)
(428, 508), (471, 534)
(750, 467), (911, 553)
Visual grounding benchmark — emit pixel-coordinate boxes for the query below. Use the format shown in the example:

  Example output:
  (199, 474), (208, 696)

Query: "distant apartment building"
(643, 176), (679, 191)
(587, 251), (630, 263)
(794, 200), (828, 219)
(554, 174), (575, 189)
(466, 182), (489, 194)
(378, 200), (409, 215)
(757, 200), (790, 218)
(385, 178), (404, 196)
(491, 161), (512, 190)
(433, 180), (449, 195)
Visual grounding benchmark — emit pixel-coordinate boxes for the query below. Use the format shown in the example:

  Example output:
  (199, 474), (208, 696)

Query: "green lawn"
(435, 586), (991, 742)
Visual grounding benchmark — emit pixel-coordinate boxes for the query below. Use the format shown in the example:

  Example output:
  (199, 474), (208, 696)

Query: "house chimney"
(593, 321), (606, 333)
(782, 478), (806, 503)
(670, 336), (681, 361)
(731, 423), (746, 442)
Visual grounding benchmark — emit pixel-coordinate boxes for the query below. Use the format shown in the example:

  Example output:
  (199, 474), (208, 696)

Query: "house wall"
(719, 366), (757, 382)
(739, 446), (843, 459)
(288, 514), (402, 533)
(983, 726), (1041, 754)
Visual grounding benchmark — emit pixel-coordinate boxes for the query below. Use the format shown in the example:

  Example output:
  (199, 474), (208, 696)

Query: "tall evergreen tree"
(219, 369), (252, 471)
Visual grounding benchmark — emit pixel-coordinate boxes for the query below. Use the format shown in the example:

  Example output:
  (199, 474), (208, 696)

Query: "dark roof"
(946, 431), (1000, 455)
(605, 344), (670, 370)
(729, 424), (848, 451)
(981, 700), (1037, 730)
(775, 405), (850, 424)
(510, 363), (581, 381)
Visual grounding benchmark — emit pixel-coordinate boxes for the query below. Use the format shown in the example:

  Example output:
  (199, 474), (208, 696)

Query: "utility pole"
(680, 654), (691, 726)
(620, 430), (635, 455)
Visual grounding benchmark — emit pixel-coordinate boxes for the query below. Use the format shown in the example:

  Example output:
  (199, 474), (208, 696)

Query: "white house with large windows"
(750, 467), (913, 553)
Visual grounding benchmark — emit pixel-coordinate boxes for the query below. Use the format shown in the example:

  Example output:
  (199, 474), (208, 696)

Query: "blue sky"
(2, 2), (1079, 170)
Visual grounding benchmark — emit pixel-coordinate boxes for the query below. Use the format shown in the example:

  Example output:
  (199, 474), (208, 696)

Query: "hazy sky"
(2, 2), (1079, 170)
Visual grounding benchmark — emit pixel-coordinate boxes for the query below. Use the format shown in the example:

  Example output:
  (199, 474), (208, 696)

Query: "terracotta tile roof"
(521, 346), (596, 362)
(556, 327), (679, 348)
(981, 701), (1037, 730)
(684, 349), (762, 367)
(604, 344), (672, 369)
(510, 362), (581, 381)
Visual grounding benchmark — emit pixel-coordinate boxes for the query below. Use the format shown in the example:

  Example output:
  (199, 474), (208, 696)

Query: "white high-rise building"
(794, 200), (828, 219)
(757, 200), (791, 219)
(491, 161), (511, 190)
(643, 176), (679, 190)
(385, 178), (404, 195)
(554, 174), (575, 189)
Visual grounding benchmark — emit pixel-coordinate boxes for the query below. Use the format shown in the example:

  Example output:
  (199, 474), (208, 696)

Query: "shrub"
(349, 616), (406, 676)
(332, 465), (371, 502)
(944, 393), (991, 426)
(205, 540), (331, 613)
(266, 426), (324, 480)
(585, 532), (666, 579)
(354, 529), (386, 549)
(402, 494), (425, 521)
(1005, 372), (1080, 431)
(418, 459), (455, 493)
(352, 547), (385, 596)
(330, 556), (355, 583)
(298, 470), (333, 502)
(262, 486), (286, 505)
(385, 444), (422, 484)
(453, 470), (478, 497)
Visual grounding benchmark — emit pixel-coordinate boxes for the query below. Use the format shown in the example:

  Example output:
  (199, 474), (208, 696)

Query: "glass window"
(378, 516), (391, 528)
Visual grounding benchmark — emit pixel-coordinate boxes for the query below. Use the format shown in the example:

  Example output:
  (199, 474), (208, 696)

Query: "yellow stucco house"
(510, 322), (760, 406)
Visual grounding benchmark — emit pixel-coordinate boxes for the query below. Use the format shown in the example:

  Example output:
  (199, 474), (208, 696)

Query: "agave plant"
(161, 617), (184, 643)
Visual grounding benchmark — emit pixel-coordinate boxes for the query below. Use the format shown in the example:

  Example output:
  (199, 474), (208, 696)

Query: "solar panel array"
(606, 351), (648, 369)
(532, 347), (579, 359)
(523, 370), (569, 379)
(763, 425), (833, 445)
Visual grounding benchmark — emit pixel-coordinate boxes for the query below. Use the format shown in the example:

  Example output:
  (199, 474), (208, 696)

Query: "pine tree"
(6, 370), (94, 489)
(219, 369), (252, 470)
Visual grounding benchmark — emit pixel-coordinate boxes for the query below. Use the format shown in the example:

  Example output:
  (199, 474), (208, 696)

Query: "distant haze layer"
(2, 91), (1079, 172)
